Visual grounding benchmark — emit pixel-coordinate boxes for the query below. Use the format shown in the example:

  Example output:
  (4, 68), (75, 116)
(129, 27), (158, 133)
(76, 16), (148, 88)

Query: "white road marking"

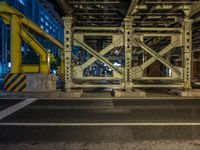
(0, 98), (26, 100)
(0, 98), (38, 120)
(0, 97), (199, 100)
(39, 97), (194, 100)
(1, 122), (200, 126)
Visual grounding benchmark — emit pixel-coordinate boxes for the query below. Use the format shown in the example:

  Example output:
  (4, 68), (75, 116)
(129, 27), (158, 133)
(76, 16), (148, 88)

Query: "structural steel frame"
(0, 2), (64, 74)
(2, 0), (199, 91)
(61, 0), (199, 91)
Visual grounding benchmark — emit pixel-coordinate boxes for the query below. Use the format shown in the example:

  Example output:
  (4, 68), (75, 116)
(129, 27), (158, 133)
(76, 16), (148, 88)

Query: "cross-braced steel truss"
(58, 0), (200, 91)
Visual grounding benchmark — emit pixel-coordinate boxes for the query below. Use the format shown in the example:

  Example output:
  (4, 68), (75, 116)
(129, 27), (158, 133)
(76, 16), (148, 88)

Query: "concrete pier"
(26, 74), (56, 92)
(112, 89), (146, 98)
(169, 89), (200, 97)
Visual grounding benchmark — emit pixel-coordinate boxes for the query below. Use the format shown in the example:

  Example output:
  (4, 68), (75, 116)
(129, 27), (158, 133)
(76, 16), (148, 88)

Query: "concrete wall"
(26, 74), (56, 92)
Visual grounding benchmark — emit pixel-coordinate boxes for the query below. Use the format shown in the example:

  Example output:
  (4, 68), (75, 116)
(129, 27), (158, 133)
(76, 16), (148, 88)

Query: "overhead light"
(8, 62), (11, 68)
(114, 62), (121, 67)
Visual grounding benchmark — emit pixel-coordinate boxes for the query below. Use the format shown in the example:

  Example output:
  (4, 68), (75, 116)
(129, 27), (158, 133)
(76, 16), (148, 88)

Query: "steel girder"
(64, 21), (192, 90)
(68, 23), (194, 90)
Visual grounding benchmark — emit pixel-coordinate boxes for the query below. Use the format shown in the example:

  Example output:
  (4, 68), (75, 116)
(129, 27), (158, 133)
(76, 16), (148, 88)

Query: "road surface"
(1, 98), (200, 149)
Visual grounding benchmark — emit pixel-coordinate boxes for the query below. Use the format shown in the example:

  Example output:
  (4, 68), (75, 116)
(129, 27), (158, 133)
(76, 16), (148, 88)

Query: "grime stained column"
(182, 18), (192, 90)
(63, 16), (73, 91)
(124, 17), (133, 91)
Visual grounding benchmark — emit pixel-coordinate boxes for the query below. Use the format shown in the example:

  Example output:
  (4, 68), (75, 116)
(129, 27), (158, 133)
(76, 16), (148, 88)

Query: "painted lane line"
(0, 97), (198, 100)
(1, 122), (200, 126)
(0, 98), (38, 120)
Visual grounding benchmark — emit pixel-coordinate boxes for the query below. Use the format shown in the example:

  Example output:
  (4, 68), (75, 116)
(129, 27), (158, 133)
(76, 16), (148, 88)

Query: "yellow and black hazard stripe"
(3, 73), (26, 92)
(58, 73), (65, 81)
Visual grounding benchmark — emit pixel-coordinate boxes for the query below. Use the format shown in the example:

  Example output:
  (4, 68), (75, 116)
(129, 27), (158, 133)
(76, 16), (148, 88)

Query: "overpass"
(1, 1), (200, 148)
(48, 0), (200, 97)
(2, 0), (200, 97)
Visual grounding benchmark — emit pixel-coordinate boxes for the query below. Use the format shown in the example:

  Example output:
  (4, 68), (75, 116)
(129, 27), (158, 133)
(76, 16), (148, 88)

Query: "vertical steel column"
(63, 16), (73, 91)
(10, 14), (22, 73)
(182, 18), (192, 90)
(124, 17), (133, 90)
(40, 51), (50, 74)
(61, 50), (65, 74)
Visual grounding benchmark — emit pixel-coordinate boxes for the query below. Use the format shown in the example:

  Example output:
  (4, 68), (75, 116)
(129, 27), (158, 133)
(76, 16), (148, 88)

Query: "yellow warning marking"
(7, 74), (25, 91)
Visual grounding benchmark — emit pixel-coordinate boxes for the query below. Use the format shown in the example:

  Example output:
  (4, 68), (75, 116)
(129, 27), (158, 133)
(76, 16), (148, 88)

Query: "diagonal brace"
(81, 37), (122, 70)
(133, 40), (179, 75)
(74, 39), (122, 75)
(134, 38), (181, 75)
(188, 1), (200, 18)
(81, 44), (114, 70)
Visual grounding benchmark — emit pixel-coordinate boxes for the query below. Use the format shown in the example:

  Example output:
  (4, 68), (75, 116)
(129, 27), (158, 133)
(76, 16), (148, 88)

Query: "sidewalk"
(0, 90), (198, 100)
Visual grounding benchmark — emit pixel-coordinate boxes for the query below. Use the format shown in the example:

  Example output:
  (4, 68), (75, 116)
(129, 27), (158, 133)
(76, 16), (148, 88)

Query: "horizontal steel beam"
(145, 1), (197, 4)
(74, 77), (122, 80)
(134, 77), (181, 80)
(75, 13), (117, 15)
(136, 13), (182, 16)
(72, 84), (123, 89)
(134, 27), (181, 31)
(133, 84), (183, 88)
(69, 1), (120, 4)
(134, 33), (180, 36)
(74, 33), (121, 36)
(74, 26), (123, 31)
(136, 5), (189, 10)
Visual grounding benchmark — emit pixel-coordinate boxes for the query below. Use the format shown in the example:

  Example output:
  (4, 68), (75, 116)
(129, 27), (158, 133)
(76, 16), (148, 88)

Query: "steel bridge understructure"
(54, 0), (200, 91)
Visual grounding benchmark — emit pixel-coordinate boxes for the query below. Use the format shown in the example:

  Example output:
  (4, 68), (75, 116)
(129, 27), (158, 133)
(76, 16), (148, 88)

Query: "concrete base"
(112, 89), (146, 98)
(169, 89), (200, 97)
(26, 74), (56, 92)
(64, 90), (83, 98)
(40, 90), (83, 98)
(0, 90), (82, 98)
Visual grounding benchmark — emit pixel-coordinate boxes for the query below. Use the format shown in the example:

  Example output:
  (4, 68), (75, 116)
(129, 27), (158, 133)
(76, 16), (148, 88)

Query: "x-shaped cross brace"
(74, 39), (123, 75)
(133, 38), (181, 76)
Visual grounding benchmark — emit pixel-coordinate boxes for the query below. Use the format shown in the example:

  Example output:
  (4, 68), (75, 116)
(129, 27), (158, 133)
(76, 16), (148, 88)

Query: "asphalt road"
(1, 98), (200, 149)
